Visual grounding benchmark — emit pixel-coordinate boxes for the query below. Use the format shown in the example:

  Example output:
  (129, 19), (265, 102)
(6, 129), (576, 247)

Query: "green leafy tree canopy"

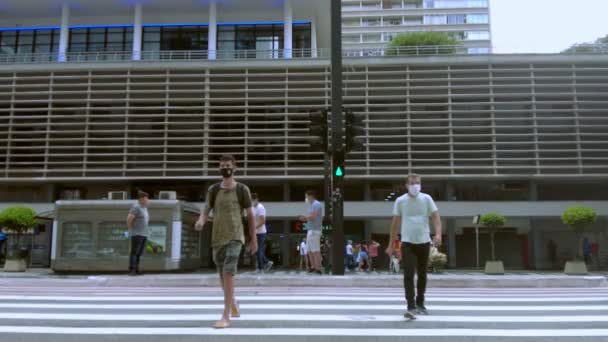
(0, 206), (38, 234)
(561, 206), (597, 232)
(562, 34), (608, 53)
(480, 213), (507, 228)
(387, 32), (460, 55)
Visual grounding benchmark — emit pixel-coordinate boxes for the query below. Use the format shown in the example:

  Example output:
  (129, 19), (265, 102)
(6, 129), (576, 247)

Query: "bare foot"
(213, 319), (230, 329)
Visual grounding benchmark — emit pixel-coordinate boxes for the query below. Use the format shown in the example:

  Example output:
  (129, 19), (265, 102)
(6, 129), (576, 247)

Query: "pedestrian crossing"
(0, 284), (607, 342)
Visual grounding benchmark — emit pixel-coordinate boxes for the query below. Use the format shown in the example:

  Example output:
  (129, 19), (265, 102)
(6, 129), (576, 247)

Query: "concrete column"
(447, 219), (457, 268)
(58, 3), (70, 62)
(282, 220), (290, 268)
(44, 184), (56, 203)
(208, 1), (218, 60)
(445, 181), (455, 201)
(283, 0), (293, 59)
(529, 181), (538, 201)
(132, 3), (143, 61)
(531, 219), (543, 270)
(311, 17), (318, 57)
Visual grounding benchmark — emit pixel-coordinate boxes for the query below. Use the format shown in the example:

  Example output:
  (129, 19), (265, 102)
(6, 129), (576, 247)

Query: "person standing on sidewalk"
(252, 193), (273, 273)
(126, 191), (150, 276)
(368, 240), (380, 271)
(195, 154), (257, 329)
(346, 240), (354, 271)
(386, 174), (442, 320)
(298, 190), (323, 274)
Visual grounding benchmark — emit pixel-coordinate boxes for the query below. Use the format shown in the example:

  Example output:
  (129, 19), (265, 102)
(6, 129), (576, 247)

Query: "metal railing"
(1, 44), (608, 65)
(0, 49), (331, 65)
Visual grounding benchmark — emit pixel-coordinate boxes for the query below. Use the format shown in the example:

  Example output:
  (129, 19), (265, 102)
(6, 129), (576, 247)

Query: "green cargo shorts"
(212, 240), (243, 275)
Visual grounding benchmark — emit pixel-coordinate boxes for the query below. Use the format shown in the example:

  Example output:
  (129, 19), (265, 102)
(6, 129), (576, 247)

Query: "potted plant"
(561, 206), (597, 275)
(480, 213), (507, 275)
(428, 246), (447, 273)
(0, 206), (37, 272)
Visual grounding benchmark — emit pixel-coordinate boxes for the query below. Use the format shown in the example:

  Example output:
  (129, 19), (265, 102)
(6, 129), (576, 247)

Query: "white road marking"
(0, 303), (607, 311)
(1, 312), (607, 323)
(0, 295), (607, 302)
(0, 327), (608, 337)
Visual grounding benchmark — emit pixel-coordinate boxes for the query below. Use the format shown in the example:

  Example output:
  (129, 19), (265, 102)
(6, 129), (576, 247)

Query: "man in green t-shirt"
(196, 154), (257, 329)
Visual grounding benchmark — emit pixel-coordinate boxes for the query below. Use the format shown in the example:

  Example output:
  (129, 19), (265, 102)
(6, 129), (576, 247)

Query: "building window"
(424, 15), (448, 25)
(0, 29), (59, 55)
(466, 31), (490, 40)
(68, 27), (133, 53)
(447, 15), (466, 24)
(425, 0), (488, 8)
(466, 14), (489, 24)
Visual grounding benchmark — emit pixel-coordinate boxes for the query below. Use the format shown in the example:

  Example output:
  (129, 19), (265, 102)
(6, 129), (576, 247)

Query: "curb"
(85, 274), (608, 288)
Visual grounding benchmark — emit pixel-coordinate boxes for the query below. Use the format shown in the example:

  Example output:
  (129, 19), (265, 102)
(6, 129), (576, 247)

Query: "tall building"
(342, 0), (492, 54)
(0, 0), (606, 271)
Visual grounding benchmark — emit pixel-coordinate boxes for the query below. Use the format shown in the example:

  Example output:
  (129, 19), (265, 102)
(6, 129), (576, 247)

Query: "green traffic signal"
(335, 166), (344, 177)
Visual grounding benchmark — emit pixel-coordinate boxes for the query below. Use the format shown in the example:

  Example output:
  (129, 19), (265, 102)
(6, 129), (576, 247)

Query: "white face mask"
(408, 184), (421, 196)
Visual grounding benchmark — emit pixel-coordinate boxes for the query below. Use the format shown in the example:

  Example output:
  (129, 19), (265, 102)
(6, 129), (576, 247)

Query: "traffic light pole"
(330, 0), (345, 276)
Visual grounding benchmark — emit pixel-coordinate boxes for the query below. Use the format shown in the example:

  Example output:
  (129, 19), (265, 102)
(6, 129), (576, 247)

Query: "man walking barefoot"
(386, 174), (442, 321)
(196, 155), (257, 329)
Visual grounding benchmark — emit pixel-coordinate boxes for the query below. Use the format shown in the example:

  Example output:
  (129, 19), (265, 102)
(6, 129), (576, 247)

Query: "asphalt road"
(0, 278), (607, 342)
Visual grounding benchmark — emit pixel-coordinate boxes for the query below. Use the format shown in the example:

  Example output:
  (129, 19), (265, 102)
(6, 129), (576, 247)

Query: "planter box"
(564, 261), (588, 275)
(484, 261), (504, 275)
(3, 259), (27, 272)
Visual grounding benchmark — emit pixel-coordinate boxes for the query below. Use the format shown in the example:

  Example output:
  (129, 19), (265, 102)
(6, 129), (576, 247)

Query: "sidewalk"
(1, 268), (607, 288)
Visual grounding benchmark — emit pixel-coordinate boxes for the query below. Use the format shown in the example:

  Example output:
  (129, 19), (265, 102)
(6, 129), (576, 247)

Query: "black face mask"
(220, 168), (233, 178)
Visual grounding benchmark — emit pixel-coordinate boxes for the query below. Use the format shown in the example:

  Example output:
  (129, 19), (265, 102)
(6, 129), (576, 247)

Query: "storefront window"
(148, 222), (168, 255)
(97, 222), (130, 257)
(61, 222), (93, 257)
(180, 213), (200, 258)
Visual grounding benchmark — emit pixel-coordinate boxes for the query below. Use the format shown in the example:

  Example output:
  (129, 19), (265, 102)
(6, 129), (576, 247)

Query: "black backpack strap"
(208, 183), (221, 211)
(236, 182), (247, 209)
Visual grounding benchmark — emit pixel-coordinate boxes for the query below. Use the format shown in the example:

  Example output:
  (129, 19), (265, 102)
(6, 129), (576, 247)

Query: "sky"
(491, 0), (608, 53)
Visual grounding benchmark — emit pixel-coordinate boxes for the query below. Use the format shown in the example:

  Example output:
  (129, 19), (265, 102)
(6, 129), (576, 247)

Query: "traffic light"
(333, 148), (345, 179)
(345, 110), (365, 153)
(309, 109), (329, 152)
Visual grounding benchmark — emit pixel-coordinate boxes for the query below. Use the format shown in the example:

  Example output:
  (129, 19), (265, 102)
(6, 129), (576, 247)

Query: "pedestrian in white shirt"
(386, 174), (442, 321)
(252, 193), (273, 273)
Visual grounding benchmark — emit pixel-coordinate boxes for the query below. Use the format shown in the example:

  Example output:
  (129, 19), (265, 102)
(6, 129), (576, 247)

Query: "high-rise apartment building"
(342, 0), (491, 54)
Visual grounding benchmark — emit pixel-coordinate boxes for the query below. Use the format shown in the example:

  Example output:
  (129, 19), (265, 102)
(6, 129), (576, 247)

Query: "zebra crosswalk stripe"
(0, 287), (607, 339)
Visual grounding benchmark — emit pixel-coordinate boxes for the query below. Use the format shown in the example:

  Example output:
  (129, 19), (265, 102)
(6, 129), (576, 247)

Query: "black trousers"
(129, 236), (147, 272)
(402, 242), (431, 310)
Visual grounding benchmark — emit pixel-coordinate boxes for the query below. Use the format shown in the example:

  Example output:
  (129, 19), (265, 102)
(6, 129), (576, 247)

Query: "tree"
(480, 213), (507, 262)
(562, 34), (608, 54)
(561, 206), (597, 260)
(0, 206), (37, 259)
(386, 32), (461, 56)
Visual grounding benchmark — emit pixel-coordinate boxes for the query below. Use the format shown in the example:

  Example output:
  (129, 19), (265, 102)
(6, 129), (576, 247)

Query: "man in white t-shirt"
(252, 193), (273, 273)
(386, 174), (442, 320)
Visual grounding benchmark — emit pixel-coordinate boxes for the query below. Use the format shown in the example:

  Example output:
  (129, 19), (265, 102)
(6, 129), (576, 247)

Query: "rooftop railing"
(1, 44), (607, 65)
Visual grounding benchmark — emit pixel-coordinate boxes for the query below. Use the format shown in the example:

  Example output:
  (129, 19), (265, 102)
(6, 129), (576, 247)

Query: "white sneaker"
(264, 261), (274, 272)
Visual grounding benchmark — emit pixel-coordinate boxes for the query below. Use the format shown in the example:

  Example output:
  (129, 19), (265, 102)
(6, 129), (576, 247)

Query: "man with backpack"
(195, 154), (257, 329)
